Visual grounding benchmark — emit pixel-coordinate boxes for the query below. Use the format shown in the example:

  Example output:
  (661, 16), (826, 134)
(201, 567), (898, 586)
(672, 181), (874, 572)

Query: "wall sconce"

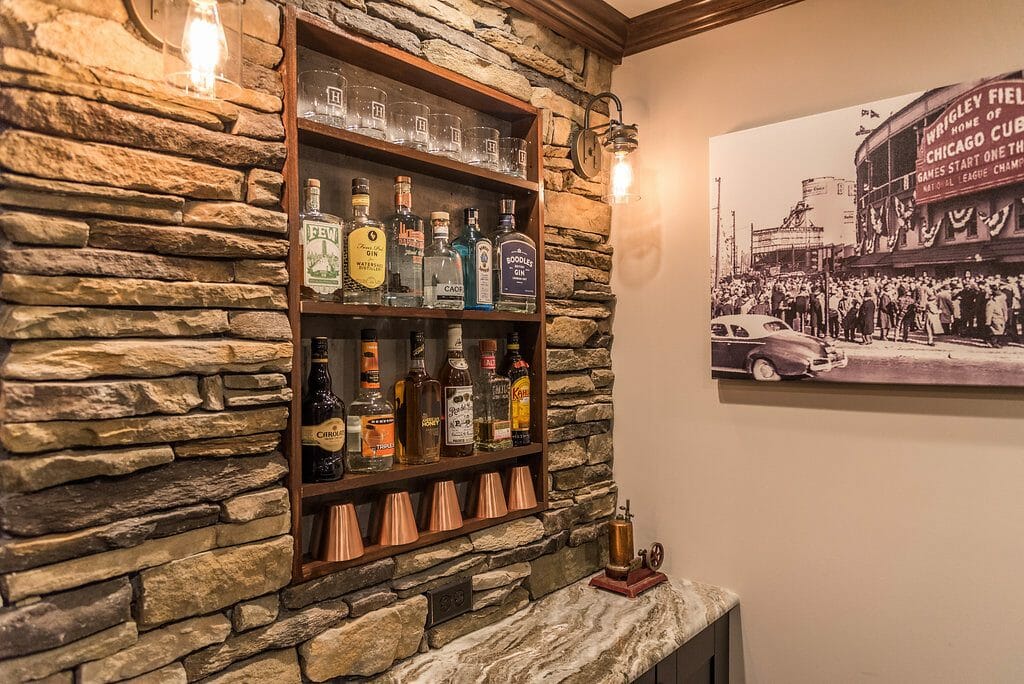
(571, 91), (640, 205)
(125, 0), (243, 99)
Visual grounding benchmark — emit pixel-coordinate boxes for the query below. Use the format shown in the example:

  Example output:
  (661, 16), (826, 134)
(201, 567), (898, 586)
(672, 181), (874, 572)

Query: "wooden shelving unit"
(282, 7), (548, 582)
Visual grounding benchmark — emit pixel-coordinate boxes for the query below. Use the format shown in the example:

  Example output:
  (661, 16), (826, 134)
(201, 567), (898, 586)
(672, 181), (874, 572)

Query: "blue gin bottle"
(492, 198), (537, 313)
(452, 207), (494, 311)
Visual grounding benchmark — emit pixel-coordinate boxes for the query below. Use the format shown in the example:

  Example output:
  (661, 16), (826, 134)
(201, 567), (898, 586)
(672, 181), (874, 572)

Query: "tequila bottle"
(423, 212), (464, 310)
(452, 207), (493, 310)
(473, 338), (511, 451)
(346, 328), (395, 473)
(301, 337), (345, 482)
(343, 178), (387, 304)
(384, 175), (424, 307)
(299, 179), (343, 302)
(492, 198), (537, 313)
(394, 330), (442, 465)
(502, 332), (531, 447)
(439, 323), (474, 457)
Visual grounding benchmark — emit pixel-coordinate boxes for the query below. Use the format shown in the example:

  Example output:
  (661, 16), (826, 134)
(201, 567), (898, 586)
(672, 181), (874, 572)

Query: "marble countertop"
(376, 574), (739, 683)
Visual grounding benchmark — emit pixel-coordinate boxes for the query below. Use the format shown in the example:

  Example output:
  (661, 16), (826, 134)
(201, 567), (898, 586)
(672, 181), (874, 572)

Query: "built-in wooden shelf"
(300, 503), (547, 581)
(300, 300), (542, 323)
(301, 444), (543, 499)
(297, 118), (540, 195)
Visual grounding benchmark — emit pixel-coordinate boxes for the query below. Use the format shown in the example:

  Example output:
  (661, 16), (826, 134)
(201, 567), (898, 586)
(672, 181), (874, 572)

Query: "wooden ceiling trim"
(503, 0), (629, 64)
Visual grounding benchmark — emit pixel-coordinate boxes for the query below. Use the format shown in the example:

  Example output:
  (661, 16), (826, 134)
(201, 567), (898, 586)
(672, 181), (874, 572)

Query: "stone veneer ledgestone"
(0, 0), (617, 680)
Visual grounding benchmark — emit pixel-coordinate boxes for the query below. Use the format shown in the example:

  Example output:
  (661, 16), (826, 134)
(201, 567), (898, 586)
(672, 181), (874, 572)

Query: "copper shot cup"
(313, 503), (364, 562)
(475, 471), (508, 519)
(506, 465), (538, 512)
(378, 490), (420, 546)
(427, 479), (464, 532)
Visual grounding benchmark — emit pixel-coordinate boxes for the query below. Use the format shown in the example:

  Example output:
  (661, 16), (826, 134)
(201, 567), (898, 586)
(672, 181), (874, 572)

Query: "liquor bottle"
(473, 338), (511, 451)
(346, 328), (395, 473)
(301, 337), (345, 482)
(384, 175), (424, 307)
(502, 332), (531, 447)
(452, 207), (493, 311)
(394, 330), (442, 465)
(439, 323), (474, 457)
(343, 178), (387, 305)
(423, 212), (465, 310)
(299, 179), (343, 302)
(492, 198), (537, 313)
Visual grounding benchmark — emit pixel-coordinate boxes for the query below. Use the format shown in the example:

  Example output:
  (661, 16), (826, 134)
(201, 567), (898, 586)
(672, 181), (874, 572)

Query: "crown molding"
(507, 0), (806, 62)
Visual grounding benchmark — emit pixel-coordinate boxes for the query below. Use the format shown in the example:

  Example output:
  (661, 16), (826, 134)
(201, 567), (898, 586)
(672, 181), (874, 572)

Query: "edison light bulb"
(609, 151), (636, 204)
(181, 0), (227, 98)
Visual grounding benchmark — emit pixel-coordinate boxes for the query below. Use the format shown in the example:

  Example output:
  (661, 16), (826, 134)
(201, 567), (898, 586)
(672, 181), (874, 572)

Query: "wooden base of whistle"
(590, 567), (668, 599)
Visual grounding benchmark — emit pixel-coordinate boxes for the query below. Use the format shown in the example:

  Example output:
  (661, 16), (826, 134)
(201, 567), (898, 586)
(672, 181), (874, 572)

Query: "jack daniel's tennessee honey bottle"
(301, 337), (345, 482)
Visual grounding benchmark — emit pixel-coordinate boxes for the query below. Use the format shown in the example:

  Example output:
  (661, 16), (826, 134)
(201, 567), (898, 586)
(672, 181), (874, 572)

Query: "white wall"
(610, 1), (1024, 681)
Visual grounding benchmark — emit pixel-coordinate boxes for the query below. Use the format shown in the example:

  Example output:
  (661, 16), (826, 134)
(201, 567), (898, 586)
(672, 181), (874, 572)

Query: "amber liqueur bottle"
(394, 330), (442, 465)
(502, 332), (531, 447)
(301, 337), (345, 482)
(439, 323), (475, 457)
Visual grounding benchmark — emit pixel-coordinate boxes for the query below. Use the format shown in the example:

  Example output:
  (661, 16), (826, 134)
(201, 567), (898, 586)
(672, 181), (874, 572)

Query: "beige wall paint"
(610, 0), (1024, 682)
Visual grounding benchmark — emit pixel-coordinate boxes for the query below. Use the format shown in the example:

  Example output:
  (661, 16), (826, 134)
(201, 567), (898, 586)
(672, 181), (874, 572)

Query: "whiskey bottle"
(346, 328), (395, 473)
(301, 337), (345, 482)
(439, 323), (474, 457)
(299, 179), (343, 302)
(502, 332), (531, 447)
(492, 198), (537, 313)
(473, 338), (511, 451)
(452, 207), (493, 311)
(384, 175), (424, 307)
(343, 178), (386, 304)
(423, 212), (465, 310)
(394, 330), (442, 465)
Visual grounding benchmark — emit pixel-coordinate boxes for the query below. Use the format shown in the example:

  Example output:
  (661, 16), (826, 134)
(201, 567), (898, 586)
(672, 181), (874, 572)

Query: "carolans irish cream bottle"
(301, 337), (345, 482)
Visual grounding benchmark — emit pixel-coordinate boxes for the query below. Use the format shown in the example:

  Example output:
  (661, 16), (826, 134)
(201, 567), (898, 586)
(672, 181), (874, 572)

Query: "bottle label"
(302, 417), (346, 452)
(499, 239), (536, 297)
(482, 420), (512, 441)
(302, 219), (342, 293)
(481, 354), (496, 371)
(510, 376), (530, 433)
(397, 225), (424, 253)
(360, 340), (381, 388)
(360, 414), (395, 458)
(448, 358), (469, 371)
(445, 385), (474, 445)
(348, 226), (386, 288)
(475, 241), (493, 305)
(436, 281), (464, 302)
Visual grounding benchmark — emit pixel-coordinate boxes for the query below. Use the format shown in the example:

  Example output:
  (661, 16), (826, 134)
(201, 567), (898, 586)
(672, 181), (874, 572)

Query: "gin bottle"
(346, 328), (395, 473)
(423, 212), (464, 310)
(394, 330), (442, 465)
(384, 175), (424, 307)
(439, 323), (474, 457)
(299, 179), (343, 302)
(452, 207), (493, 311)
(473, 338), (511, 451)
(343, 178), (386, 305)
(501, 332), (531, 447)
(301, 337), (345, 482)
(492, 198), (537, 313)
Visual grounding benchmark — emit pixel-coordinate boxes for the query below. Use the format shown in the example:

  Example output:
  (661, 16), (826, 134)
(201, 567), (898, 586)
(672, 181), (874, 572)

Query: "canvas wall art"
(710, 69), (1024, 386)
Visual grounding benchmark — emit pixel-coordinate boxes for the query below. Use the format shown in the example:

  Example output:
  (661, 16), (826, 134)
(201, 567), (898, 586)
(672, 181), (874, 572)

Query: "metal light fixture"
(125, 0), (243, 99)
(571, 91), (640, 204)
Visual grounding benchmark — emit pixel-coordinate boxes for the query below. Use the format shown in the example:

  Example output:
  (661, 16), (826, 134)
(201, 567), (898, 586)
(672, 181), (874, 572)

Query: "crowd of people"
(711, 271), (1023, 348)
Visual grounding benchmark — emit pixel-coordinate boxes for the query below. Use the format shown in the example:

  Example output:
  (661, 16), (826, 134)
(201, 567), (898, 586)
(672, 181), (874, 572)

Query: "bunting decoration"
(887, 226), (901, 252)
(894, 195), (915, 228)
(921, 217), (942, 247)
(980, 203), (1012, 237)
(862, 233), (876, 255)
(870, 206), (884, 234)
(947, 207), (975, 231)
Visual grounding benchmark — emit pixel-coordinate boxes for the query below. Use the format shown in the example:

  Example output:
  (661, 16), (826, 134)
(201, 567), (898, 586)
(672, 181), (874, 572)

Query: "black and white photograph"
(710, 69), (1024, 386)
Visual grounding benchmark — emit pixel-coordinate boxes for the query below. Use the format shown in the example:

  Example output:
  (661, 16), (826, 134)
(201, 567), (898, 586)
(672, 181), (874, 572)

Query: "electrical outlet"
(425, 577), (472, 627)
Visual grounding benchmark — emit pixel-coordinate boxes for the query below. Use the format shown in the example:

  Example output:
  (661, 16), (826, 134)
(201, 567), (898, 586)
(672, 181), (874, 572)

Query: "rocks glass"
(500, 136), (529, 178)
(345, 85), (387, 140)
(389, 101), (430, 151)
(463, 126), (500, 170)
(298, 70), (347, 128)
(428, 112), (462, 160)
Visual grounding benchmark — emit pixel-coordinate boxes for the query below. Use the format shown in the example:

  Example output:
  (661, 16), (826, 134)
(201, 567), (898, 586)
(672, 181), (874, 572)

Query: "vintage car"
(711, 314), (847, 381)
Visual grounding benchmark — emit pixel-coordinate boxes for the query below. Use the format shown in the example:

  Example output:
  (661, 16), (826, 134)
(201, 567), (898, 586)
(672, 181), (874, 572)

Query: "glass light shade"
(605, 151), (640, 204)
(162, 0), (242, 99)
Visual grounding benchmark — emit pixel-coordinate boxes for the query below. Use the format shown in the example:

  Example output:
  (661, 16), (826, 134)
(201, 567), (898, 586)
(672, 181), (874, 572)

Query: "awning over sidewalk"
(847, 236), (1024, 269)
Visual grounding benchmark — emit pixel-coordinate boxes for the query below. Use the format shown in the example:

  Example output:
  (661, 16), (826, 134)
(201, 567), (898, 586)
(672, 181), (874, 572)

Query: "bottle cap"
(306, 178), (320, 188)
(507, 331), (520, 345)
(410, 330), (425, 359)
(352, 177), (370, 195)
(480, 338), (497, 354)
(361, 328), (377, 342)
(395, 175), (411, 184)
(431, 211), (450, 221)
(499, 198), (515, 215)
(464, 207), (479, 223)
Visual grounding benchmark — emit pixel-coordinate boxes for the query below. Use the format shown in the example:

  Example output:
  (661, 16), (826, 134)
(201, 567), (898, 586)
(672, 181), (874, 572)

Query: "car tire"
(751, 358), (781, 382)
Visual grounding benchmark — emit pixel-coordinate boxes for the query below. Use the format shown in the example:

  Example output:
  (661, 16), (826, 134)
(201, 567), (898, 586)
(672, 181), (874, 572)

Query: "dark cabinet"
(635, 609), (731, 684)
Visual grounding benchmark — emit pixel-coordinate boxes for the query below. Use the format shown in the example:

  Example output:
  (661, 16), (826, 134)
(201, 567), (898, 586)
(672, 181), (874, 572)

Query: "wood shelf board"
(301, 444), (543, 499)
(297, 119), (540, 194)
(299, 300), (542, 323)
(299, 503), (547, 581)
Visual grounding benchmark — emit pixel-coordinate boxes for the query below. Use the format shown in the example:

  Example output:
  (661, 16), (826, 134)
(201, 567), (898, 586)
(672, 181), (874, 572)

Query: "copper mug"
(506, 465), (537, 512)
(378, 490), (420, 546)
(312, 503), (364, 562)
(474, 471), (508, 519)
(427, 480), (464, 532)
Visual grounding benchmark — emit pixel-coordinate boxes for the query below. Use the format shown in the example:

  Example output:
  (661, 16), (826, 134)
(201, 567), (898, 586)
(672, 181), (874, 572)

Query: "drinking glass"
(345, 85), (387, 140)
(463, 126), (500, 170)
(389, 101), (430, 151)
(429, 112), (462, 160)
(500, 136), (529, 178)
(298, 70), (347, 128)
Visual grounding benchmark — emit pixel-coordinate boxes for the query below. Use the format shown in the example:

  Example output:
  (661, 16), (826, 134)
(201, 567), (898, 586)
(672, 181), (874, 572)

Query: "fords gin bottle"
(343, 178), (387, 304)
(492, 198), (537, 313)
(384, 175), (424, 307)
(452, 207), (493, 310)
(301, 337), (345, 482)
